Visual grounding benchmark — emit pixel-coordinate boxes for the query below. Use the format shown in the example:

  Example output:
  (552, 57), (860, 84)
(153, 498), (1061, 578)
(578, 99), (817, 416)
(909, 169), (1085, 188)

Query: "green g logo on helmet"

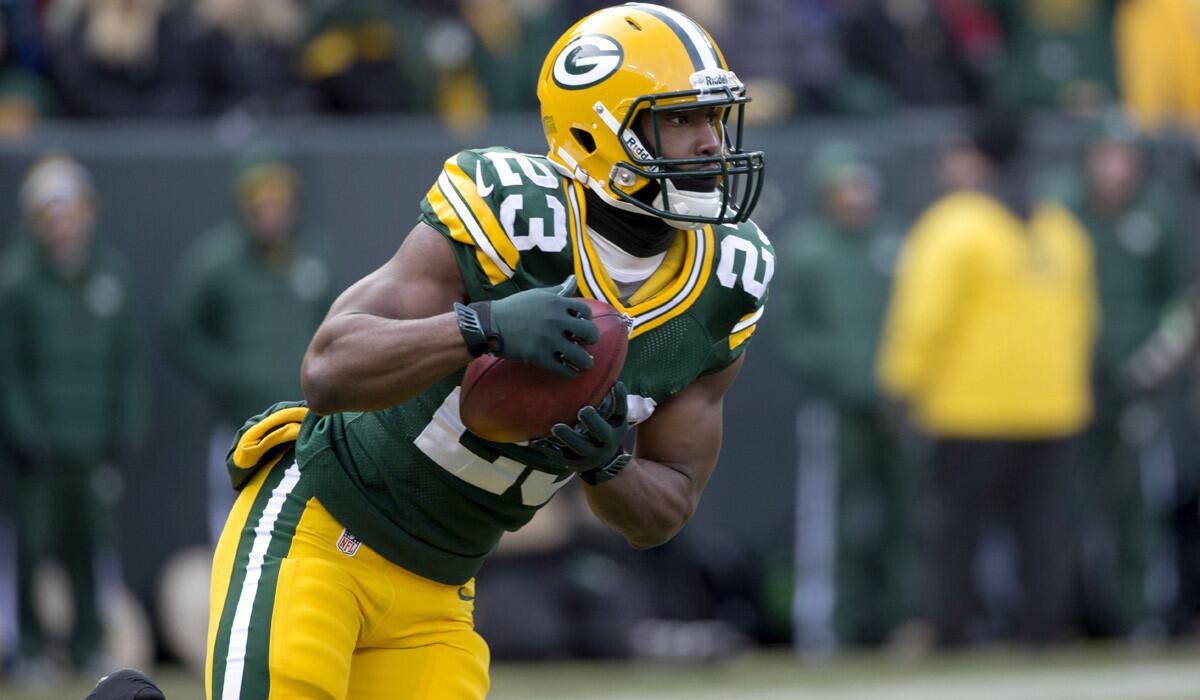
(552, 34), (624, 90)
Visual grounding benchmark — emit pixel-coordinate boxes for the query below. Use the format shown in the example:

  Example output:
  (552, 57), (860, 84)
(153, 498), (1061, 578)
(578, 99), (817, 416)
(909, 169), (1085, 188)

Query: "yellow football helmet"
(537, 3), (764, 228)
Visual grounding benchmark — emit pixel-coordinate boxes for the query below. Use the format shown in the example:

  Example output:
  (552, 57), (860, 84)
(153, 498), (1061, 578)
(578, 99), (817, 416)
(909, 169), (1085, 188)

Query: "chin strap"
(651, 178), (725, 229)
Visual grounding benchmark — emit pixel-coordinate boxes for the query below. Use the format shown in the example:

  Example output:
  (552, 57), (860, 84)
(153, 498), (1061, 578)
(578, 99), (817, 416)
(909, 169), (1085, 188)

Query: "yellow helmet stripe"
(626, 3), (721, 72)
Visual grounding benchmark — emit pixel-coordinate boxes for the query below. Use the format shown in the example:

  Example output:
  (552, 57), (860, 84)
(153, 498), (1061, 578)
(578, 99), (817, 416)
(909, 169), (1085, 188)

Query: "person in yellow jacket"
(877, 110), (1098, 647)
(1116, 0), (1200, 133)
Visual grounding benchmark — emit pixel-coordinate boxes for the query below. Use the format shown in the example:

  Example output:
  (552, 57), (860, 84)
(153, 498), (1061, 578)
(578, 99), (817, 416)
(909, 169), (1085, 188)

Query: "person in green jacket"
(1055, 117), (1184, 636)
(990, 0), (1118, 112)
(773, 143), (914, 649)
(0, 154), (146, 677)
(163, 151), (333, 543)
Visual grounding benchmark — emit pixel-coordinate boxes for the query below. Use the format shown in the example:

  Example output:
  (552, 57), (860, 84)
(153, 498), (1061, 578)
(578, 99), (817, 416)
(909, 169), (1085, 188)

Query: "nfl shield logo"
(336, 529), (362, 557)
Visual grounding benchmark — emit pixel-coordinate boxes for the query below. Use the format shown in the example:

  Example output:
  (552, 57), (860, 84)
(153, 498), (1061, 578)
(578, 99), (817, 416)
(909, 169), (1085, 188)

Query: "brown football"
(459, 298), (629, 443)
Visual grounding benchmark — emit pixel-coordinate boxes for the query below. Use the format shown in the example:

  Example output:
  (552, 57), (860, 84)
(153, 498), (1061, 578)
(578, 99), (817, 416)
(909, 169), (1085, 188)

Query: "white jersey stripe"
(630, 231), (706, 327)
(569, 180), (712, 331)
(438, 171), (515, 278)
(567, 183), (606, 300)
(731, 306), (764, 334)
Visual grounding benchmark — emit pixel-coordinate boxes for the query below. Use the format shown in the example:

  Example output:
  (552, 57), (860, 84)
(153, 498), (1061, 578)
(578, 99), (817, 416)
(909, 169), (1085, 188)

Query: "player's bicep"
(634, 353), (746, 493)
(323, 222), (467, 324)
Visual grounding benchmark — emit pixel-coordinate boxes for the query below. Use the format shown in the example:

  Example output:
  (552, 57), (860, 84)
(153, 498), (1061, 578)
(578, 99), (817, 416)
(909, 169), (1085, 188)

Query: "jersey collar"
(564, 179), (714, 339)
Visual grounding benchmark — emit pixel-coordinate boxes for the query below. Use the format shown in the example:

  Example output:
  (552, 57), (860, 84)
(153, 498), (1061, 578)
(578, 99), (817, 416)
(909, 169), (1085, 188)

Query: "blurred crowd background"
(0, 0), (1197, 131)
(3, 0), (1200, 692)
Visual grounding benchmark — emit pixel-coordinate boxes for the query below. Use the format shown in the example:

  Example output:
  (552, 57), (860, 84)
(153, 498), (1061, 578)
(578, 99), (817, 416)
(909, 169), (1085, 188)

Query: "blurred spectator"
(990, 0), (1117, 113)
(877, 110), (1097, 647)
(773, 143), (915, 649)
(459, 0), (567, 113)
(1115, 0), (1200, 133)
(0, 155), (147, 677)
(45, 0), (201, 119)
(298, 0), (428, 114)
(163, 150), (331, 543)
(190, 0), (314, 117)
(476, 487), (755, 663)
(837, 0), (995, 112)
(3, 0), (52, 73)
(474, 490), (655, 661)
(0, 5), (57, 138)
(400, 0), (547, 133)
(675, 0), (845, 119)
(1116, 284), (1200, 634)
(1045, 114), (1184, 636)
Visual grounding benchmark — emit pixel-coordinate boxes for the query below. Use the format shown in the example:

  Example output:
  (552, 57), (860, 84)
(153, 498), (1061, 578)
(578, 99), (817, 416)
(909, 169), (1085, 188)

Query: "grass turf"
(3, 642), (1198, 700)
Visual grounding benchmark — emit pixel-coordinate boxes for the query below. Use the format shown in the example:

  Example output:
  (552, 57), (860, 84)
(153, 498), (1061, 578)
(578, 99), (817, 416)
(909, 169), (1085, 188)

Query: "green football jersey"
(295, 148), (772, 584)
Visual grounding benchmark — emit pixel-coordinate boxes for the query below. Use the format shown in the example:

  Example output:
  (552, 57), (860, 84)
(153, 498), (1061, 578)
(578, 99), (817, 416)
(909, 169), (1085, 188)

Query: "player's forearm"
(301, 311), (472, 414)
(582, 457), (699, 549)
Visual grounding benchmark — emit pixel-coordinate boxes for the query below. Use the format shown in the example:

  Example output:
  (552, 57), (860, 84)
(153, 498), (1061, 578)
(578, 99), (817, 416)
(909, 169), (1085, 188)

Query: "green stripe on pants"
(211, 459), (309, 699)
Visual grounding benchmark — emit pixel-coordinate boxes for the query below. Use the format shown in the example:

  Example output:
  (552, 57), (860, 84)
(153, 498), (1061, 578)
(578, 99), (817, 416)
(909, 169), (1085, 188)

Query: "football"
(459, 298), (630, 443)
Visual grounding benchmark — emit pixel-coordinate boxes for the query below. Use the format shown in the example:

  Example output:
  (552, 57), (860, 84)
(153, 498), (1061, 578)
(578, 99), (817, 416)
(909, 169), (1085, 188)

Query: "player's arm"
(302, 222), (599, 415)
(300, 222), (474, 414)
(582, 353), (745, 549)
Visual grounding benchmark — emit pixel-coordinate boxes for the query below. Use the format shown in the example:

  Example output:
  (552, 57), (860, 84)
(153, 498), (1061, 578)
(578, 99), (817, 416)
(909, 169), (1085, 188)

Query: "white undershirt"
(586, 226), (667, 302)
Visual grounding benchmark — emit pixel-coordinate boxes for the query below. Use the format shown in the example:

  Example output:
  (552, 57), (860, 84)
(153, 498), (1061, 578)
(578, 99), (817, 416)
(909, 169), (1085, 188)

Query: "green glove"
(531, 381), (632, 485)
(455, 276), (599, 378)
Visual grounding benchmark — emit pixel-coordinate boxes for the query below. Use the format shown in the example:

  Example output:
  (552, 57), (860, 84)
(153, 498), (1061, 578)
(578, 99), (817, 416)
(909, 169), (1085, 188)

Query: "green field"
(5, 644), (1199, 700)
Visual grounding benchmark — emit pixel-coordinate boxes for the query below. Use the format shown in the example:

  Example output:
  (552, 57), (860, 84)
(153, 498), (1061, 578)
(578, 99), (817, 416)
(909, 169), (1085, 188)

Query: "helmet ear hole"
(571, 128), (597, 154)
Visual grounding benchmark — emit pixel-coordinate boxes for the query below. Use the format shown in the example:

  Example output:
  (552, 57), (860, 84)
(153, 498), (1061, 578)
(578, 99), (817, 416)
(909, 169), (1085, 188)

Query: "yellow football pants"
(205, 456), (490, 700)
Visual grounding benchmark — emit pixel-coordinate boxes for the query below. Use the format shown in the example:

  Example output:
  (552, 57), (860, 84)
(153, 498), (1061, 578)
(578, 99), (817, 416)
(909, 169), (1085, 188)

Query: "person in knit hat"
(0, 154), (147, 679)
(774, 142), (916, 650)
(162, 148), (332, 544)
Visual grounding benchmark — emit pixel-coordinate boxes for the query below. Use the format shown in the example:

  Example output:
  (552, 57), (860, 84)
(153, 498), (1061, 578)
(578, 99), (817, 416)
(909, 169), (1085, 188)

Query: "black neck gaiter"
(584, 188), (676, 257)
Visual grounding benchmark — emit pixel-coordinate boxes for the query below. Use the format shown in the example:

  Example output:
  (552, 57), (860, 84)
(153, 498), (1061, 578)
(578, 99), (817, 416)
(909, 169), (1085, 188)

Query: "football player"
(205, 4), (773, 699)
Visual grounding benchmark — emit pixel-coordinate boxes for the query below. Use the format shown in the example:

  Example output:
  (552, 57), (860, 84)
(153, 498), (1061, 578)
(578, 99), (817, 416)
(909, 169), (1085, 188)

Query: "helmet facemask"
(606, 85), (765, 228)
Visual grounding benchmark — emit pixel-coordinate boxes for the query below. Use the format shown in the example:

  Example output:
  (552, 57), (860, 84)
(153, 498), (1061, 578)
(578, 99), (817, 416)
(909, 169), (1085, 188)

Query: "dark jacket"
(163, 223), (333, 426)
(49, 8), (201, 118)
(775, 216), (902, 406)
(0, 234), (147, 460)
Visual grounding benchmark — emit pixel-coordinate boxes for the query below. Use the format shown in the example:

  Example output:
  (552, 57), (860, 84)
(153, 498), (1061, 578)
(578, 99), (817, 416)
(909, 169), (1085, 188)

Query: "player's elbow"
(624, 522), (685, 550)
(622, 496), (695, 550)
(625, 531), (676, 550)
(300, 353), (338, 416)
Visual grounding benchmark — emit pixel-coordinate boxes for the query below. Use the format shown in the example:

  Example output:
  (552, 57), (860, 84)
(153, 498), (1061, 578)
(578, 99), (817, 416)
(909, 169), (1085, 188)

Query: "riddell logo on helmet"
(553, 35), (624, 90)
(690, 70), (743, 93)
(622, 132), (654, 164)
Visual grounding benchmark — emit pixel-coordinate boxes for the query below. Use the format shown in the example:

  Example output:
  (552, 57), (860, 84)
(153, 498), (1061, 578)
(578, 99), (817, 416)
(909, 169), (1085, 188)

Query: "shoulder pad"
(420, 148), (570, 286)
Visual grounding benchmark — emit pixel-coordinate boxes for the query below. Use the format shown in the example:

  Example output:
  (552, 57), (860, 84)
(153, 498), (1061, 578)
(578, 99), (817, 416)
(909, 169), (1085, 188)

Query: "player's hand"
(466, 276), (599, 378)
(531, 381), (632, 485)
